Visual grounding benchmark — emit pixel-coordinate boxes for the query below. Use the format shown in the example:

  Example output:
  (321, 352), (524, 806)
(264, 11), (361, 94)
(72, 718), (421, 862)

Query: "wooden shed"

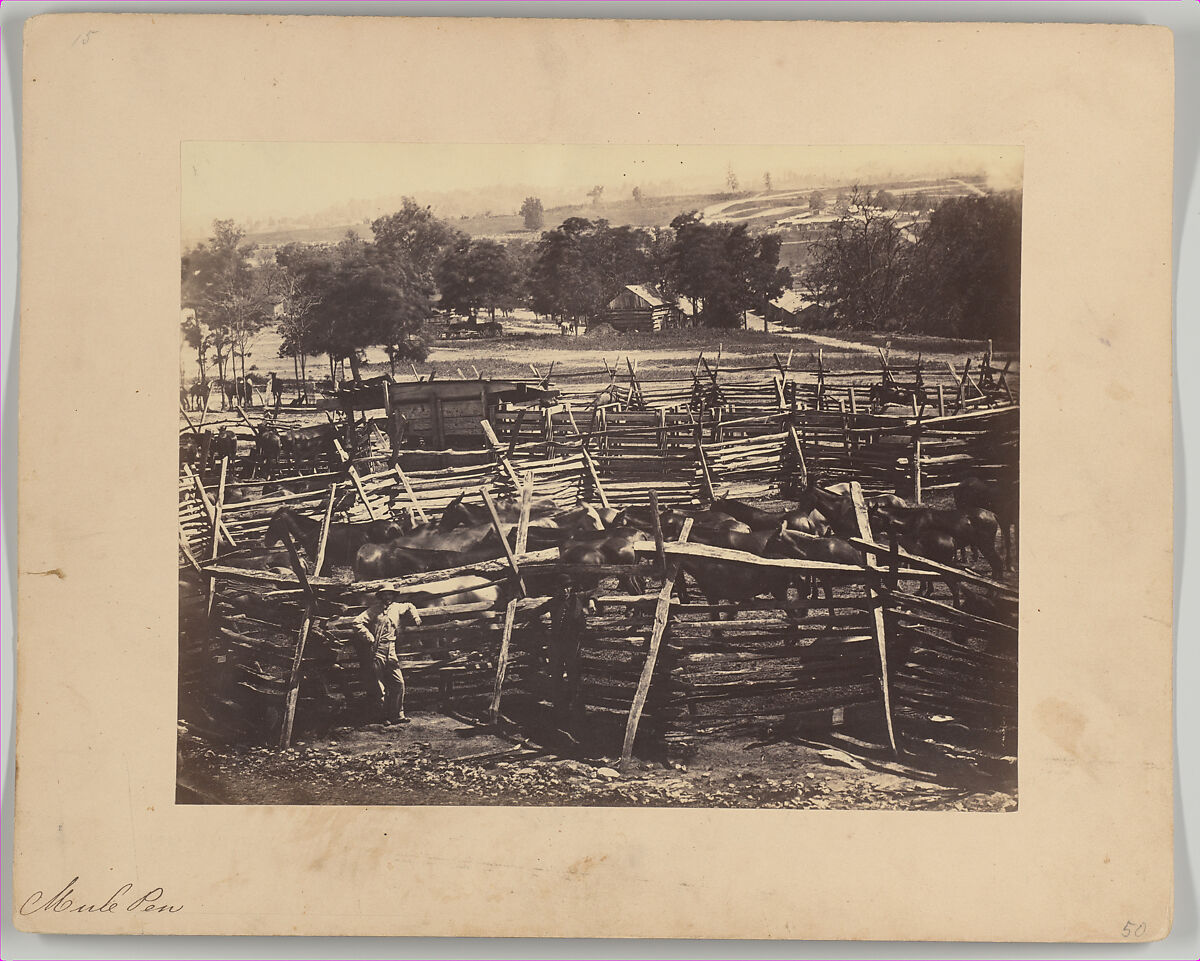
(599, 284), (672, 333)
(338, 378), (558, 450)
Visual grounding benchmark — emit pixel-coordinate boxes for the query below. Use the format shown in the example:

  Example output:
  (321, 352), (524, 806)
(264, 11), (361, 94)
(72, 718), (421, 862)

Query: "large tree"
(181, 220), (268, 405)
(662, 213), (790, 328)
(528, 217), (655, 327)
(279, 232), (430, 381)
(520, 196), (545, 231)
(436, 237), (519, 322)
(902, 192), (1022, 343)
(802, 187), (910, 330)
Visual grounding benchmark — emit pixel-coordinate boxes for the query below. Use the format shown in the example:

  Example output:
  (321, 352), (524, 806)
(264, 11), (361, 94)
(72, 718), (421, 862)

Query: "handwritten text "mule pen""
(20, 877), (184, 915)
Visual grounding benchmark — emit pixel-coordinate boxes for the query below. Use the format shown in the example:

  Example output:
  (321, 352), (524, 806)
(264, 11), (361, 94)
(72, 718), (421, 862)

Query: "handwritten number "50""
(1122, 921), (1147, 938)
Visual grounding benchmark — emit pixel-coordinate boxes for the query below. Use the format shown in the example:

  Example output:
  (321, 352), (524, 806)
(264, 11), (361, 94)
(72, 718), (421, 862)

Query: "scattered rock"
(596, 767), (621, 780)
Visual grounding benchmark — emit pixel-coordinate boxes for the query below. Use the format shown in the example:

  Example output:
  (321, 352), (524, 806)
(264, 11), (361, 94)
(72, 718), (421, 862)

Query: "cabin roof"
(610, 283), (667, 309)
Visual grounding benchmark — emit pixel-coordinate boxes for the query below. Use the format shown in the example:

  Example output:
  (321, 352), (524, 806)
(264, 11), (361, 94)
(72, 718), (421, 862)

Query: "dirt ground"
(177, 713), (1015, 811)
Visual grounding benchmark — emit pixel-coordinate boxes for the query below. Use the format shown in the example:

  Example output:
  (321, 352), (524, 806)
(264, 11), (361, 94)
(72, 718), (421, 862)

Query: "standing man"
(352, 591), (420, 726)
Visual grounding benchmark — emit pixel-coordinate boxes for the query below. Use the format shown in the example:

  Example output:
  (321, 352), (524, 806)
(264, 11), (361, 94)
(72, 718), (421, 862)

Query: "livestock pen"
(181, 481), (1016, 787)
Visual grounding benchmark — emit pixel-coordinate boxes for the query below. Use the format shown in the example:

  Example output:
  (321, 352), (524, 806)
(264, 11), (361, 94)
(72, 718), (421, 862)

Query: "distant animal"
(187, 382), (207, 410)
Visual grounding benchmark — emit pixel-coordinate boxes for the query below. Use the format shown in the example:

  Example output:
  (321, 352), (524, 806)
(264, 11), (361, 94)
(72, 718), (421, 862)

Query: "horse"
(211, 428), (239, 469)
(267, 372), (284, 409)
(250, 428), (282, 480)
(774, 528), (863, 618)
(187, 382), (207, 411)
(437, 492), (557, 531)
(264, 507), (406, 574)
(353, 541), (502, 581)
(955, 474), (1018, 570)
(792, 481), (861, 539)
(710, 497), (825, 535)
(672, 525), (813, 619)
(390, 574), (502, 610)
(280, 423), (340, 469)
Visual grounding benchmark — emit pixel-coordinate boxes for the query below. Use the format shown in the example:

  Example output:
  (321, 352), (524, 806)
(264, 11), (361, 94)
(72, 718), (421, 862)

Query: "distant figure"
(267, 372), (283, 409)
(351, 591), (420, 726)
(559, 321), (570, 336)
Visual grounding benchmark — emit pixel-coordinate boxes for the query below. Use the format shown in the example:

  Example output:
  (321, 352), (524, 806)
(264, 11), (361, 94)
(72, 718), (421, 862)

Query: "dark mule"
(264, 507), (405, 574)
(280, 422), (340, 470)
(955, 474), (1018, 570)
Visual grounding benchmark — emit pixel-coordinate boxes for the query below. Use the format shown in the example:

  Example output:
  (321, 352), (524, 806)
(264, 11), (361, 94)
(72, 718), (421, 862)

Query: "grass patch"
(496, 327), (846, 354)
(806, 328), (1018, 355)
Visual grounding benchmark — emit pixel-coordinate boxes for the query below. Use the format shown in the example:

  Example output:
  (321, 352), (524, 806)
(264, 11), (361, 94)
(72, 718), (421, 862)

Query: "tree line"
(180, 185), (1021, 393)
(180, 200), (795, 391)
(803, 186), (1021, 344)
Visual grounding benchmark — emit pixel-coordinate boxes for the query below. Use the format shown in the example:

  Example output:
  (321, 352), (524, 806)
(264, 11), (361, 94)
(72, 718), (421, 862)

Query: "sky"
(181, 142), (1023, 241)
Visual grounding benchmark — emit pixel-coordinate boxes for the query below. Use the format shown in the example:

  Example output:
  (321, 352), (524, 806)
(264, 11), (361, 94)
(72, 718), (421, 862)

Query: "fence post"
(580, 448), (611, 509)
(490, 476), (533, 724)
(697, 444), (717, 503)
(620, 517), (693, 771)
(278, 528), (316, 749)
(480, 487), (526, 597)
(911, 427), (923, 504)
(848, 483), (899, 756)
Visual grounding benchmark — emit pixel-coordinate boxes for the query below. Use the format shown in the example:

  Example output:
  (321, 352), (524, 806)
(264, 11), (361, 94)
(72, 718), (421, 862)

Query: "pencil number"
(1122, 921), (1147, 938)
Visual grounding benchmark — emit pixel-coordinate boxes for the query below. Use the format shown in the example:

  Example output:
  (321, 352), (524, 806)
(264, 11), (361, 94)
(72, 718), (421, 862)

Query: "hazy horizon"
(182, 142), (1023, 244)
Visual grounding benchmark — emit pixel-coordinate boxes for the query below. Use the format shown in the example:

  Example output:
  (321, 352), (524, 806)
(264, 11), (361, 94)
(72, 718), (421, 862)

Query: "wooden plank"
(278, 607), (313, 749)
(580, 448), (611, 510)
(184, 463), (237, 548)
(697, 444), (716, 502)
(279, 528), (314, 599)
(911, 431), (923, 504)
(393, 465), (430, 524)
(480, 419), (523, 490)
(648, 489), (666, 574)
(178, 525), (202, 573)
(787, 423), (808, 488)
(489, 477), (534, 723)
(620, 517), (693, 770)
(311, 483), (338, 576)
(480, 487), (526, 596)
(347, 464), (380, 521)
(849, 482), (898, 756)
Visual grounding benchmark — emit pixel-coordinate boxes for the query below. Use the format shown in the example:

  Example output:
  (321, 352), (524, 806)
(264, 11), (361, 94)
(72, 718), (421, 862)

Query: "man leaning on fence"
(352, 591), (421, 726)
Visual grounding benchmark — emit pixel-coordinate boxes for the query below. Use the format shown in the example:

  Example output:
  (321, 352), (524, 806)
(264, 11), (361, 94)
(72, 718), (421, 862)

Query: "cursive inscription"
(20, 877), (183, 916)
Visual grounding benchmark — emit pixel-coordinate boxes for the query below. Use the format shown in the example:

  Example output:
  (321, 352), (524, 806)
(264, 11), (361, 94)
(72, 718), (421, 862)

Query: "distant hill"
(240, 176), (992, 248)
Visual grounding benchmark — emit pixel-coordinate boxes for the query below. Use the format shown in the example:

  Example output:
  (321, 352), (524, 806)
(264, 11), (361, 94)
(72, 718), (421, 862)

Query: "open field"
(209, 320), (1015, 394)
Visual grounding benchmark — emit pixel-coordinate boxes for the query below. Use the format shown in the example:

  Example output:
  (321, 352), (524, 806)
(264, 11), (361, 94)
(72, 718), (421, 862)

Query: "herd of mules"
(180, 372), (344, 412)
(238, 473), (1018, 625)
(180, 420), (342, 482)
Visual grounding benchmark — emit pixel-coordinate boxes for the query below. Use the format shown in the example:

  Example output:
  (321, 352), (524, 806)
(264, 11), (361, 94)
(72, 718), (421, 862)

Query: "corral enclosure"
(179, 346), (1018, 805)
